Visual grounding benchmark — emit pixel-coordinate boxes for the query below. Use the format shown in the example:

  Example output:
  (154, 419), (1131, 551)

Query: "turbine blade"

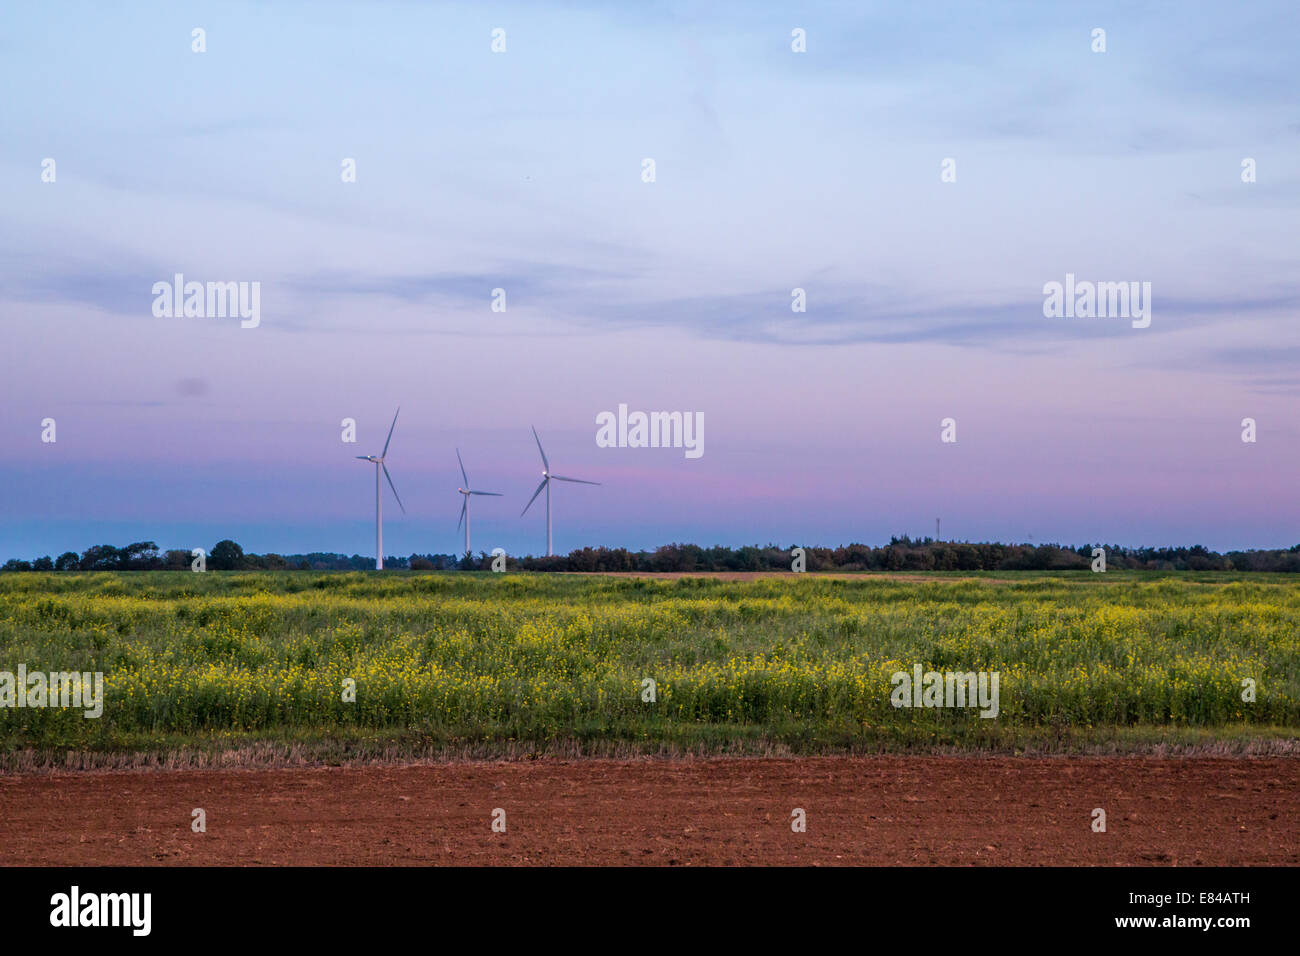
(457, 498), (466, 531)
(382, 463), (406, 513)
(456, 448), (469, 488)
(521, 478), (548, 516)
(531, 426), (549, 471)
(470, 491), (503, 496)
(382, 407), (400, 458)
(549, 474), (601, 485)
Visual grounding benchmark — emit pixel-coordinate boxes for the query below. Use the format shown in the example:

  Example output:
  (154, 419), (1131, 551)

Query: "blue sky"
(1, 1), (1298, 559)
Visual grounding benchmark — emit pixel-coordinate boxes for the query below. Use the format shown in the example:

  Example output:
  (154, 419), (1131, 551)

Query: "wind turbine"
(355, 407), (405, 570)
(521, 426), (600, 556)
(456, 448), (502, 556)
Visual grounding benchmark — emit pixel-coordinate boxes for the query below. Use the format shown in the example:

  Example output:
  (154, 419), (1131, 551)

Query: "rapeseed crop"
(0, 571), (1295, 757)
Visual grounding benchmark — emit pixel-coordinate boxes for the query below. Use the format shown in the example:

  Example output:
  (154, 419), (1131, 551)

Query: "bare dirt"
(1, 756), (1295, 866)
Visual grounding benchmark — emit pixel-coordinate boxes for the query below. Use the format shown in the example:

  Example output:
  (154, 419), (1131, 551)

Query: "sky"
(1, 0), (1298, 560)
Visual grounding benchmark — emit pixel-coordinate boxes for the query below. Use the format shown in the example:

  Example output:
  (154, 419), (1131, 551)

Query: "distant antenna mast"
(936, 518), (941, 540)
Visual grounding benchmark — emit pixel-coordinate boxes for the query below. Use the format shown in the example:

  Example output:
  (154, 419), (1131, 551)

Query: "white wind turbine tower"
(522, 426), (600, 557)
(456, 448), (502, 556)
(355, 407), (405, 570)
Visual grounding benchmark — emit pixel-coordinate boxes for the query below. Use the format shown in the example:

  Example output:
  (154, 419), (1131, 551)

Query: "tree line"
(4, 536), (1300, 572)
(0, 540), (466, 572)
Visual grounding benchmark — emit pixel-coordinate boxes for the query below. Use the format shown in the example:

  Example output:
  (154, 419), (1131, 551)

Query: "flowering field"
(1, 571), (1297, 763)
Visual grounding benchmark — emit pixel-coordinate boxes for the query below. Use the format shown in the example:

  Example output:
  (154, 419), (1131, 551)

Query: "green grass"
(0, 570), (1297, 766)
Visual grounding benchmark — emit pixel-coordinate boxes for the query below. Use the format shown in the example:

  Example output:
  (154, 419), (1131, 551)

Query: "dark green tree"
(119, 541), (160, 570)
(78, 545), (119, 571)
(209, 539), (245, 570)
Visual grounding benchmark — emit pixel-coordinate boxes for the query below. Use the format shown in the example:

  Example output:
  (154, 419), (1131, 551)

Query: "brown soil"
(1, 756), (1295, 866)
